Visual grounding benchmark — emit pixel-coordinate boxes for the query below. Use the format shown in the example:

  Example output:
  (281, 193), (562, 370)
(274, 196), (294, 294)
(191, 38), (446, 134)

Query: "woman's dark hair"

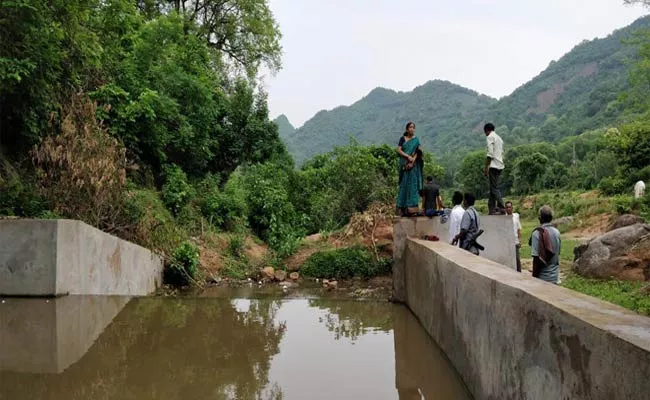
(463, 192), (476, 206)
(403, 121), (415, 136)
(452, 191), (463, 206)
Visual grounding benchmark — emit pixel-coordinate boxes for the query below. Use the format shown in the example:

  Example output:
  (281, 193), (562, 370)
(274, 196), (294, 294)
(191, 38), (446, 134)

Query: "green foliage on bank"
(563, 275), (650, 316)
(301, 246), (392, 280)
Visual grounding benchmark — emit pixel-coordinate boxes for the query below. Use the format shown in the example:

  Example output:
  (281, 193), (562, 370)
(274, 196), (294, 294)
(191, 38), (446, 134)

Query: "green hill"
(274, 114), (295, 140)
(286, 81), (496, 164)
(283, 15), (650, 164)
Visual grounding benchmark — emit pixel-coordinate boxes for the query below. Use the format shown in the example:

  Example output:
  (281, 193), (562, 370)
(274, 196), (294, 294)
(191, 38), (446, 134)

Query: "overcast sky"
(262, 0), (648, 127)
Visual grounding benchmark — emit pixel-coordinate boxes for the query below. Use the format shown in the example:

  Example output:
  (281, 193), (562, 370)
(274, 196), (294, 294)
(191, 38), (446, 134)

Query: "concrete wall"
(393, 216), (516, 302)
(402, 238), (650, 400)
(0, 219), (163, 296)
(0, 295), (131, 373)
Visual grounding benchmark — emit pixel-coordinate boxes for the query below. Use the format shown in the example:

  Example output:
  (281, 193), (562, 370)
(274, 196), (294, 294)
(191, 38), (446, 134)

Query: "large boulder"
(552, 216), (574, 228)
(573, 223), (650, 281)
(608, 214), (646, 232)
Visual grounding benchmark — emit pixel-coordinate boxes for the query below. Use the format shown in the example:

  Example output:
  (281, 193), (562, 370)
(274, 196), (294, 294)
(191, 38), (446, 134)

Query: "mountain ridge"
(278, 15), (650, 165)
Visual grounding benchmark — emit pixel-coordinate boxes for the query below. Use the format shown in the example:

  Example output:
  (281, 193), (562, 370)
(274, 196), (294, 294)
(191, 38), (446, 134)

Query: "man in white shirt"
(448, 191), (465, 245)
(505, 201), (522, 272)
(483, 123), (505, 215)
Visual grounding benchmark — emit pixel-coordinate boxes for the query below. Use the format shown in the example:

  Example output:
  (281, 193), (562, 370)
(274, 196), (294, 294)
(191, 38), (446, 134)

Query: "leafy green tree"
(457, 150), (489, 198)
(512, 152), (549, 194)
(133, 0), (282, 77)
(0, 0), (101, 154)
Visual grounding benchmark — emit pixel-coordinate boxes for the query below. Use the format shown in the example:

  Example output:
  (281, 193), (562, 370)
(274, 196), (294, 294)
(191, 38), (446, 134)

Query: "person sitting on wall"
(452, 193), (483, 255)
(529, 205), (561, 284)
(420, 176), (445, 218)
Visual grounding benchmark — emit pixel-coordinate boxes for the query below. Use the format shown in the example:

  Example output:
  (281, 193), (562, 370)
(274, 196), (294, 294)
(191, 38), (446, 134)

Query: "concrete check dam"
(1, 218), (650, 399)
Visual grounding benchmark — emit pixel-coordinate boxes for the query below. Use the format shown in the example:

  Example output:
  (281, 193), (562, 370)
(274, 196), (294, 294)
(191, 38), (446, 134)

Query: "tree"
(0, 0), (101, 155)
(624, 0), (650, 6)
(457, 150), (489, 199)
(134, 0), (282, 78)
(512, 152), (549, 194)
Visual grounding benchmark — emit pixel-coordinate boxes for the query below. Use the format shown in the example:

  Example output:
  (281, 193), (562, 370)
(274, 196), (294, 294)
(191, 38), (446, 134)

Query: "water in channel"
(0, 294), (472, 400)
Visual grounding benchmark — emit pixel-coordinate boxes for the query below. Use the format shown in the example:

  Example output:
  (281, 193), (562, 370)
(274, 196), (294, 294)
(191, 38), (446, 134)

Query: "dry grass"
(32, 94), (128, 232)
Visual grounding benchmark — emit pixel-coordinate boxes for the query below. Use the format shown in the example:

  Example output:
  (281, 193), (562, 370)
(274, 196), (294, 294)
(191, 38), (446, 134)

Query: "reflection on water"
(0, 296), (471, 400)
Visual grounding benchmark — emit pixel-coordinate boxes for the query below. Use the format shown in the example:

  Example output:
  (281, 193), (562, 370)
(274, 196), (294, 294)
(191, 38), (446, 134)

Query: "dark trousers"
(488, 167), (505, 213)
(515, 244), (521, 272)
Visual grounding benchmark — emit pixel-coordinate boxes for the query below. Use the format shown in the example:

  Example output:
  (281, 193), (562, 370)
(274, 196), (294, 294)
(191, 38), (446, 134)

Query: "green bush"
(301, 246), (391, 279)
(228, 235), (246, 259)
(0, 172), (47, 217)
(162, 164), (195, 216)
(599, 176), (627, 196)
(612, 195), (634, 215)
(196, 173), (248, 230)
(242, 162), (306, 256)
(164, 241), (200, 286)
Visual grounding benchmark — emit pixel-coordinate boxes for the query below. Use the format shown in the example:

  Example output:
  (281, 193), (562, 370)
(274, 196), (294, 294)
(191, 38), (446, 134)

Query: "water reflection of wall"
(0, 298), (286, 400)
(393, 308), (473, 400)
(0, 295), (131, 374)
(309, 299), (472, 399)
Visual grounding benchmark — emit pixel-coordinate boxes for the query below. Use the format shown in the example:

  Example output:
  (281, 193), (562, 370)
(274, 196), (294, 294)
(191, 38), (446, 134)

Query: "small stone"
(323, 279), (329, 285)
(262, 267), (275, 279)
(329, 281), (338, 289)
(274, 270), (287, 282)
(289, 272), (299, 281)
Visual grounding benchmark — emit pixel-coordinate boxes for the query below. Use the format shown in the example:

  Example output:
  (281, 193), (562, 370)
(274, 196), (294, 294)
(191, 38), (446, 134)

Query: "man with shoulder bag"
(452, 193), (485, 255)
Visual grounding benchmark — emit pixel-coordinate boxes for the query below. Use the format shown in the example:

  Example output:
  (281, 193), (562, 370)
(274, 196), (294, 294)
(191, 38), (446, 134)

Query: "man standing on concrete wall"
(505, 201), (522, 272)
(483, 123), (505, 215)
(452, 193), (481, 255)
(448, 191), (465, 245)
(530, 206), (561, 284)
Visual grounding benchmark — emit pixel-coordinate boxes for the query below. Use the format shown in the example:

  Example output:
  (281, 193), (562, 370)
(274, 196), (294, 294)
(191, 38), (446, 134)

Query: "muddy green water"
(0, 294), (471, 400)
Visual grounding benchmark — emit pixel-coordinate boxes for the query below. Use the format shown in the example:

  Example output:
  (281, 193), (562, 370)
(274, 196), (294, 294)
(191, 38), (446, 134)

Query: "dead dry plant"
(340, 201), (394, 260)
(32, 94), (128, 232)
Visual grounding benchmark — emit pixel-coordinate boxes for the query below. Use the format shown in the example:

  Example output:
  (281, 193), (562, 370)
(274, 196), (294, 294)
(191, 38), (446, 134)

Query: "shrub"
(301, 246), (390, 279)
(120, 188), (186, 254)
(612, 195), (634, 215)
(599, 176), (627, 196)
(164, 241), (200, 286)
(196, 173), (248, 230)
(228, 235), (246, 259)
(0, 169), (46, 217)
(162, 164), (195, 216)
(243, 162), (306, 256)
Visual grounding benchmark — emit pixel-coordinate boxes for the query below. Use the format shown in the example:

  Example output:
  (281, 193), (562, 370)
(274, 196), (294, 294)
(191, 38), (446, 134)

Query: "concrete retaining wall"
(402, 238), (650, 400)
(0, 219), (163, 296)
(393, 216), (516, 302)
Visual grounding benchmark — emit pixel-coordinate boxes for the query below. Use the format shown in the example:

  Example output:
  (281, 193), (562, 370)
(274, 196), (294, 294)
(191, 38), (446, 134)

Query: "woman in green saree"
(396, 121), (423, 216)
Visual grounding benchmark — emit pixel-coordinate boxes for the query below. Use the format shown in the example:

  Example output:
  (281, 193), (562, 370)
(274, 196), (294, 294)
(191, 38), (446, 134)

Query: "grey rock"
(573, 223), (650, 281)
(609, 214), (646, 232)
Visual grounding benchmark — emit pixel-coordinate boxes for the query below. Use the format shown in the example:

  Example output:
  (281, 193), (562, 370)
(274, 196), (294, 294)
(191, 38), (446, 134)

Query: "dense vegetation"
(281, 15), (650, 168)
(0, 0), (290, 280)
(2, 1), (650, 287)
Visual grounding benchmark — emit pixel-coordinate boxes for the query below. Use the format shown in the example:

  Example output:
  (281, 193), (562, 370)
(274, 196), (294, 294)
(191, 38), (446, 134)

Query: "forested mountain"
(285, 81), (496, 164)
(274, 114), (295, 140)
(283, 15), (650, 164)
